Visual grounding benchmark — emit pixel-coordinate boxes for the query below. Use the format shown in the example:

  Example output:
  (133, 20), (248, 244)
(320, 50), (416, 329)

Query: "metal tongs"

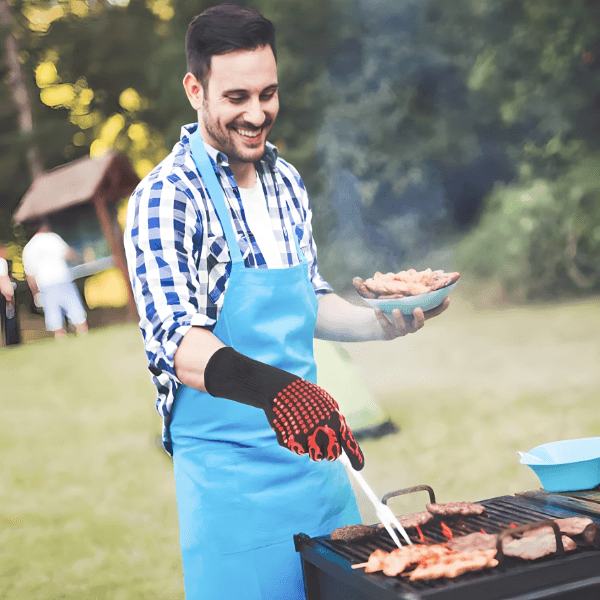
(339, 452), (413, 548)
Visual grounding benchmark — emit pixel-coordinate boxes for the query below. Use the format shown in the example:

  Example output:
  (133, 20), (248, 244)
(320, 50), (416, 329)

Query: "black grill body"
(294, 490), (600, 600)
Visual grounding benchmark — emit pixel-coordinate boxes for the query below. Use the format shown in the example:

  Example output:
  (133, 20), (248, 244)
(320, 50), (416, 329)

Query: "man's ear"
(183, 72), (203, 111)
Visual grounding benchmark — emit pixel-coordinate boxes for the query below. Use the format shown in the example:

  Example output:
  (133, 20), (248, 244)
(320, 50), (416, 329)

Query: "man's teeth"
(236, 128), (261, 138)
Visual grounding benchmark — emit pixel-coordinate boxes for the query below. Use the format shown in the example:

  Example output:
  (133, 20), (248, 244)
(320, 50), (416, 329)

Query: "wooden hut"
(13, 151), (140, 320)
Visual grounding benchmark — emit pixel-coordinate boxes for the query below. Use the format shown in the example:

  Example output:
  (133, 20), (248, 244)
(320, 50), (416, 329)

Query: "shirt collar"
(181, 123), (279, 171)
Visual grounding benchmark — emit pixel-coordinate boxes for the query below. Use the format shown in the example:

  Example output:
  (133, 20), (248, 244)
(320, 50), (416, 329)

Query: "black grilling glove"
(204, 347), (365, 471)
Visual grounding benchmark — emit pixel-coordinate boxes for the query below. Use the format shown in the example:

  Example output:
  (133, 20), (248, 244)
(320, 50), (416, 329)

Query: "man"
(124, 4), (449, 599)
(22, 221), (88, 338)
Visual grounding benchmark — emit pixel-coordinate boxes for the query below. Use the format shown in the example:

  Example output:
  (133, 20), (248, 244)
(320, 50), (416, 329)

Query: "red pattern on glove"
(268, 378), (364, 470)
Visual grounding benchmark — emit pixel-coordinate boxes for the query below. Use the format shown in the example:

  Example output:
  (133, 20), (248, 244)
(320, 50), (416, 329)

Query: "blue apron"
(168, 131), (360, 600)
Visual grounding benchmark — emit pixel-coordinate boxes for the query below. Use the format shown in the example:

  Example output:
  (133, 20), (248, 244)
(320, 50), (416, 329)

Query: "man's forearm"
(315, 293), (385, 342)
(26, 275), (38, 297)
(173, 326), (226, 392)
(0, 275), (13, 302)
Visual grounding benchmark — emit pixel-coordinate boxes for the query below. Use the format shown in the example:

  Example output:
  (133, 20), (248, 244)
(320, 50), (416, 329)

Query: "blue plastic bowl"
(519, 437), (600, 492)
(361, 281), (458, 315)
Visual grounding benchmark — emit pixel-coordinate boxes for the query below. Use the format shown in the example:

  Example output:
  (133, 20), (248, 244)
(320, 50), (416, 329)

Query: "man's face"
(198, 45), (278, 165)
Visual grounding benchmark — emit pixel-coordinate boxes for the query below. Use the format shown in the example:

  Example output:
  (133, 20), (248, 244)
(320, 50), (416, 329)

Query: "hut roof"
(13, 151), (139, 223)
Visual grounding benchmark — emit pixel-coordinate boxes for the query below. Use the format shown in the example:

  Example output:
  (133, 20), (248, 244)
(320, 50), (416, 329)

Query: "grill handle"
(381, 484), (436, 506)
(498, 519), (565, 562)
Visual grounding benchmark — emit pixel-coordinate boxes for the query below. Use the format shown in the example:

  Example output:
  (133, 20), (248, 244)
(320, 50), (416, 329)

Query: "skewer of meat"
(353, 544), (453, 575)
(408, 549), (498, 581)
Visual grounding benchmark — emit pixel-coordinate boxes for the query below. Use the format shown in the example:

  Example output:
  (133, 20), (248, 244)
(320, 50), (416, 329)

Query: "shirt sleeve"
(124, 177), (206, 414)
(283, 161), (333, 298)
(0, 258), (7, 277)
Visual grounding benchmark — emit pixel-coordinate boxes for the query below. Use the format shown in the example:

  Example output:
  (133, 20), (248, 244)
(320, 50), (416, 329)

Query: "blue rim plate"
(519, 437), (600, 492)
(360, 281), (458, 315)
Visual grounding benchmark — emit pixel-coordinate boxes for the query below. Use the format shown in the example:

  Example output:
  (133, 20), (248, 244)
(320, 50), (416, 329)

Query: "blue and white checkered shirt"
(124, 123), (332, 420)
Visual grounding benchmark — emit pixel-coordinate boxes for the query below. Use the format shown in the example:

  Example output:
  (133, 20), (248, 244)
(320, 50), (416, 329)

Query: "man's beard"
(202, 101), (272, 163)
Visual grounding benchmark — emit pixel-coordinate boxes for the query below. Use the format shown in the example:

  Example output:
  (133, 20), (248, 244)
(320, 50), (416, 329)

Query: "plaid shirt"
(124, 123), (332, 420)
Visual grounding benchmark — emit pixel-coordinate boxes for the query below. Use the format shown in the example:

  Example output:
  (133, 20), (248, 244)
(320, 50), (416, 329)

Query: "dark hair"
(186, 3), (276, 90)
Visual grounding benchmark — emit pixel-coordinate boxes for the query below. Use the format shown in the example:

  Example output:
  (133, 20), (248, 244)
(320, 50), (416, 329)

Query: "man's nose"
(244, 97), (265, 127)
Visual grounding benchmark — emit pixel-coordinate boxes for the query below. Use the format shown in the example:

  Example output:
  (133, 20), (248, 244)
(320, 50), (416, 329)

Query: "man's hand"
(375, 297), (450, 340)
(204, 347), (365, 470)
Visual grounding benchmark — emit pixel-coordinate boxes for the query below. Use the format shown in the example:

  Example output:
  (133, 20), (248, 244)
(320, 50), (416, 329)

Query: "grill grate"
(295, 492), (600, 600)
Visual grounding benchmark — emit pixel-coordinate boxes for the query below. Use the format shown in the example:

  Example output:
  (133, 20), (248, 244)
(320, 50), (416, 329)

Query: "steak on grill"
(503, 533), (577, 560)
(520, 517), (596, 545)
(447, 532), (498, 552)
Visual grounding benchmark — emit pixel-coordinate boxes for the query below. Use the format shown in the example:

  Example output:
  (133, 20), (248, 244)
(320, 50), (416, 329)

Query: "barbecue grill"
(294, 485), (600, 600)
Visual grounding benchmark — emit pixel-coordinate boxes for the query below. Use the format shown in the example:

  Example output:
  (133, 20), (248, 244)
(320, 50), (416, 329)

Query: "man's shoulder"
(132, 142), (198, 201)
(273, 154), (306, 193)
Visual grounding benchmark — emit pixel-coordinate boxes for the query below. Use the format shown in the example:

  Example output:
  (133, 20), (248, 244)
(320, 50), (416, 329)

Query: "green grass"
(1, 294), (599, 598)
(343, 294), (600, 520)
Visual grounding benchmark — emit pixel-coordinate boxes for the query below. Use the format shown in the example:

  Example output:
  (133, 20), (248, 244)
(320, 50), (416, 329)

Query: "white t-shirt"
(0, 257), (7, 277)
(22, 232), (72, 288)
(238, 175), (284, 268)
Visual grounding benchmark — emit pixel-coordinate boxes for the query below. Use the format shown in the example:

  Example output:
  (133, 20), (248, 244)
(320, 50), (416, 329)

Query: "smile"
(234, 128), (262, 139)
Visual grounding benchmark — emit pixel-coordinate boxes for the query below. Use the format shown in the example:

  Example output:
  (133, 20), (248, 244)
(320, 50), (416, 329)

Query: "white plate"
(360, 281), (458, 315)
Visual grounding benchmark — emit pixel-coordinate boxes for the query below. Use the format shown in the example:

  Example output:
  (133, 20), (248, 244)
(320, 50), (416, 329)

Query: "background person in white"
(0, 256), (14, 306)
(22, 221), (88, 338)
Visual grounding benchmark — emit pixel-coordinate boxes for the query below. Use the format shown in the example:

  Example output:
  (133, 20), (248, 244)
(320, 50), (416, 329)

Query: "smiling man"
(124, 3), (447, 599)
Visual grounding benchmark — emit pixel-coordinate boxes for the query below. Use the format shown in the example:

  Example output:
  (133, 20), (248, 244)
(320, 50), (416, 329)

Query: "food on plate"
(353, 269), (460, 300)
(330, 524), (377, 542)
(502, 532), (577, 560)
(376, 510), (434, 530)
(425, 502), (486, 517)
(408, 549), (498, 581)
(446, 532), (498, 552)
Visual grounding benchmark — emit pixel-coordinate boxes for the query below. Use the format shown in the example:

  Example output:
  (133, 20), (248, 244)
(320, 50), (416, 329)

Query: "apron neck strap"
(189, 129), (243, 264)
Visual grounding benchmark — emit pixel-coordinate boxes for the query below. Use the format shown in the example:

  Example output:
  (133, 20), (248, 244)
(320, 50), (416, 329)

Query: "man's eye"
(229, 96), (245, 103)
(260, 92), (276, 101)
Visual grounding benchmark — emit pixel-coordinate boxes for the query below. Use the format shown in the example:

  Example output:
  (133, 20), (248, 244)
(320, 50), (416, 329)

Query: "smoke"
(315, 0), (515, 287)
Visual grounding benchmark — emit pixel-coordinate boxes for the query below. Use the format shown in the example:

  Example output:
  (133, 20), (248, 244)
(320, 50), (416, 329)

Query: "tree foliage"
(2, 0), (600, 302)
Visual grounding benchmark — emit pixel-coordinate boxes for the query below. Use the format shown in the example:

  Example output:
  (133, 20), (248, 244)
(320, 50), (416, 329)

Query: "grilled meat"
(447, 532), (498, 552)
(330, 524), (377, 542)
(503, 533), (577, 560)
(353, 269), (460, 300)
(364, 549), (388, 573)
(376, 510), (434, 531)
(426, 501), (486, 517)
(362, 544), (453, 575)
(409, 549), (498, 581)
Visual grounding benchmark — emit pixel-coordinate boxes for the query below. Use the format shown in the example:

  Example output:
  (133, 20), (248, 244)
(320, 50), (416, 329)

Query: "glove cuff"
(204, 347), (298, 409)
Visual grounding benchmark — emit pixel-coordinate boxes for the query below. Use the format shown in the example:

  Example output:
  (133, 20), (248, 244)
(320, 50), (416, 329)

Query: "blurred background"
(1, 0), (600, 598)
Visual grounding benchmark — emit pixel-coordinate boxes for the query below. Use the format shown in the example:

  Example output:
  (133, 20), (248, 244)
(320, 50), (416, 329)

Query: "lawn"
(1, 294), (599, 599)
